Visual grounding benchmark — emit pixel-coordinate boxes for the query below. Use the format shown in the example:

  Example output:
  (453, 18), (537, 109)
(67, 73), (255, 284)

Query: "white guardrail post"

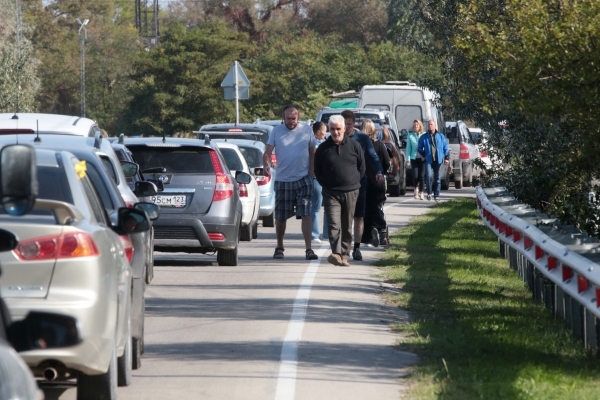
(476, 187), (600, 352)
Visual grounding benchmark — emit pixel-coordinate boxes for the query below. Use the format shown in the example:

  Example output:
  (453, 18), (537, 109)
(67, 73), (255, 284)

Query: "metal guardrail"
(476, 186), (600, 351)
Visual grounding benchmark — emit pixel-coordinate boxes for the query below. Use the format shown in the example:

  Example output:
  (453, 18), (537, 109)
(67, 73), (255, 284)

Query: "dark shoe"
(379, 230), (389, 246)
(305, 249), (318, 260)
(370, 227), (380, 247)
(352, 248), (363, 261)
(327, 253), (344, 266)
(273, 247), (285, 259)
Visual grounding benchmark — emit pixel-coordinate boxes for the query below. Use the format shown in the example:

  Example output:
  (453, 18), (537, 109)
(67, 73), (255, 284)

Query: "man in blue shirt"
(417, 119), (449, 201)
(340, 110), (384, 261)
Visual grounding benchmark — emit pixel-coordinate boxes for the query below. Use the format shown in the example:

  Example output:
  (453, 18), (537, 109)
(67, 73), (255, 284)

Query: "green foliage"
(381, 199), (600, 399)
(122, 22), (249, 136)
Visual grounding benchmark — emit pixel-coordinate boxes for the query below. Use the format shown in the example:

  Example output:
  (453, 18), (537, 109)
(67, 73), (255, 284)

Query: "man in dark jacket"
(315, 114), (365, 266)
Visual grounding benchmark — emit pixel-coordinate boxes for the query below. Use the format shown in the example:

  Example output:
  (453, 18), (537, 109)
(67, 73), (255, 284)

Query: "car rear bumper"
(153, 215), (238, 250)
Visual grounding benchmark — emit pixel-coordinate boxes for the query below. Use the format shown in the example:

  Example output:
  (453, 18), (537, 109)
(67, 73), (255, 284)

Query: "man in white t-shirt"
(263, 105), (318, 261)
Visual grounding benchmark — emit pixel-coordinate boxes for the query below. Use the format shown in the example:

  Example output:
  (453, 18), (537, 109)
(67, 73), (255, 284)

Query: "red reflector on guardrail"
(513, 231), (521, 242)
(596, 288), (600, 308)
(495, 218), (500, 229)
(562, 265), (573, 281)
(535, 245), (544, 259)
(578, 276), (589, 293)
(524, 236), (533, 250)
(505, 226), (513, 237)
(499, 222), (505, 234)
(548, 256), (557, 270)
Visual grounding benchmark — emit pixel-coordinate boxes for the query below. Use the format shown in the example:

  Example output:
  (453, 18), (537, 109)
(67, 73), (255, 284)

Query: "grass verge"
(379, 198), (600, 399)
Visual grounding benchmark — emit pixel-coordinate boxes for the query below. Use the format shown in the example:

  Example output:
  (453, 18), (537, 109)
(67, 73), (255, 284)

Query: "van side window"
(364, 104), (390, 111)
(395, 105), (422, 131)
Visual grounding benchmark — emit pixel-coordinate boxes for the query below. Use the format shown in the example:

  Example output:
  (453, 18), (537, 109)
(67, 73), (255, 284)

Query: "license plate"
(150, 195), (186, 207)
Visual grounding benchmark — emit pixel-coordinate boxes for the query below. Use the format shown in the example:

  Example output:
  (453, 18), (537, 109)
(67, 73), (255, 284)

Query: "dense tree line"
(2, 0), (598, 231)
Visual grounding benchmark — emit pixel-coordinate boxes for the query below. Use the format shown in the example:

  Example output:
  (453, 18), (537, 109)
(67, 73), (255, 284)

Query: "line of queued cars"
(0, 113), (161, 400)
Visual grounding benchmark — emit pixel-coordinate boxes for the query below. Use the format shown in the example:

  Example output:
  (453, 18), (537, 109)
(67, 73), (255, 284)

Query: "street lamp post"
(77, 18), (89, 117)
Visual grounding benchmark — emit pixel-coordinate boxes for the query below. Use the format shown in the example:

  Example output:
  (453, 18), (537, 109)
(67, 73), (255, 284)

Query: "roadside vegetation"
(379, 199), (600, 399)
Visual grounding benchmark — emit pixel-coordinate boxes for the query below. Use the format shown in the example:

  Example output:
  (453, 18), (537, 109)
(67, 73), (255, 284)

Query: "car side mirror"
(8, 311), (82, 352)
(0, 144), (38, 216)
(254, 167), (264, 176)
(117, 208), (150, 234)
(0, 229), (17, 252)
(146, 179), (164, 192)
(134, 181), (157, 197)
(120, 161), (139, 178)
(235, 171), (251, 184)
(134, 202), (160, 221)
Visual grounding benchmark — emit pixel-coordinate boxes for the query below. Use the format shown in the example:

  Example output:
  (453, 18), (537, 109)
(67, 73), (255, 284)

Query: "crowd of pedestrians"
(262, 104), (445, 266)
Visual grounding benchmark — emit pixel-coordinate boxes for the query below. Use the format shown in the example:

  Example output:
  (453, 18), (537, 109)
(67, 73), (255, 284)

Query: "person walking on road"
(315, 115), (365, 266)
(360, 120), (391, 246)
(340, 110), (384, 261)
(263, 105), (318, 260)
(310, 121), (328, 244)
(406, 120), (426, 200)
(417, 119), (449, 201)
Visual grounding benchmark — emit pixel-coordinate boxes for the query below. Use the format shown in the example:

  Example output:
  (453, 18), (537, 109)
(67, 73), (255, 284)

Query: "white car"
(214, 141), (260, 241)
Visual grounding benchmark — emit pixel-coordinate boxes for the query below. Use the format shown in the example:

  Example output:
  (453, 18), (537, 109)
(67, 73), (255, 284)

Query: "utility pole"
(77, 18), (89, 118)
(14, 0), (22, 114)
(135, 0), (159, 47)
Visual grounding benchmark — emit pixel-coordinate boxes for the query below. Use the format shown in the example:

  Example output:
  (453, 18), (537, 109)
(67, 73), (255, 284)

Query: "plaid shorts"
(274, 175), (313, 221)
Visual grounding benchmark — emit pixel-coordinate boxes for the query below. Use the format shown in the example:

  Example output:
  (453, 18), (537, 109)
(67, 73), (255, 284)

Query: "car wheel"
(240, 224), (252, 242)
(77, 343), (118, 400)
(217, 245), (238, 266)
(252, 222), (258, 239)
(117, 318), (132, 387)
(263, 212), (275, 228)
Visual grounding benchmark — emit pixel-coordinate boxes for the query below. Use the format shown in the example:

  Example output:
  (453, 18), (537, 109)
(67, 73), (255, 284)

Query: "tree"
(121, 21), (249, 136)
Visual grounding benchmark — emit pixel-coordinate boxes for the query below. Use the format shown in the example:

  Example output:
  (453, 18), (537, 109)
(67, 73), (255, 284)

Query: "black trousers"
(411, 158), (425, 192)
(323, 187), (359, 257)
(361, 185), (386, 244)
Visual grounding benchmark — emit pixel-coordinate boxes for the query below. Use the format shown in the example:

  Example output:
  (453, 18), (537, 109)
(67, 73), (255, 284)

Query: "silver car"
(0, 147), (150, 399)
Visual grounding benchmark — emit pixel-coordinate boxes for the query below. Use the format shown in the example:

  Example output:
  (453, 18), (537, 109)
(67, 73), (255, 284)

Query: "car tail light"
(256, 174), (271, 186)
(239, 183), (248, 197)
(460, 143), (470, 160)
(119, 235), (134, 263)
(209, 150), (234, 201)
(271, 154), (277, 167)
(0, 129), (35, 134)
(596, 288), (600, 308)
(208, 233), (225, 241)
(125, 202), (134, 208)
(480, 151), (487, 158)
(14, 232), (99, 260)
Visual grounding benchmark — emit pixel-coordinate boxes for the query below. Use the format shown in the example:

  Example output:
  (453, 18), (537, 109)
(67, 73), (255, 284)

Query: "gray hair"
(328, 114), (345, 127)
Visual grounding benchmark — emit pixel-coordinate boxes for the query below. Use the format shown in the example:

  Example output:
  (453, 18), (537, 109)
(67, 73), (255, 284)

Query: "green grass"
(378, 198), (600, 400)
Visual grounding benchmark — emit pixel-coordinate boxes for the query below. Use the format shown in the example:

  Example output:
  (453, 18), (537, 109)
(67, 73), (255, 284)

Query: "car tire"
(132, 297), (144, 370)
(117, 319), (132, 387)
(77, 343), (118, 400)
(217, 245), (238, 266)
(252, 222), (258, 239)
(455, 177), (463, 189)
(240, 224), (252, 242)
(388, 184), (400, 197)
(263, 212), (275, 228)
(462, 161), (473, 187)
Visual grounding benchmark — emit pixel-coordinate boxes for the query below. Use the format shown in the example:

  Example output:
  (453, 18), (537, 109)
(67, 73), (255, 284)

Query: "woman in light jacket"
(406, 120), (425, 200)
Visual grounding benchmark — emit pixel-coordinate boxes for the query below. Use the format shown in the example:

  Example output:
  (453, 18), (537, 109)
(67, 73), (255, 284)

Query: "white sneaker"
(312, 238), (322, 244)
(413, 188), (419, 199)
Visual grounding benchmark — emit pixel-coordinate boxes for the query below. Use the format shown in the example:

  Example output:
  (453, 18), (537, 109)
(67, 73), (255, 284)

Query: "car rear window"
(446, 125), (460, 144)
(219, 148), (245, 171)
(200, 128), (269, 145)
(237, 146), (263, 168)
(128, 146), (215, 174)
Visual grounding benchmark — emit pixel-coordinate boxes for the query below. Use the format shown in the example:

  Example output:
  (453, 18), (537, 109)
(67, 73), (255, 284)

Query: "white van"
(357, 81), (444, 133)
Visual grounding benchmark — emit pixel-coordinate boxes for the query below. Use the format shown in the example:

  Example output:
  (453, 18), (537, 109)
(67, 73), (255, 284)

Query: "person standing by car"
(315, 115), (365, 266)
(406, 120), (426, 200)
(418, 119), (449, 201)
(340, 110), (384, 261)
(310, 122), (328, 244)
(360, 120), (391, 246)
(263, 105), (318, 260)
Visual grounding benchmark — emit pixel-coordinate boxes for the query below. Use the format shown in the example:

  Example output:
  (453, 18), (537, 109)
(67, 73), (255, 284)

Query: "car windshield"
(237, 146), (263, 168)
(219, 148), (245, 171)
(128, 146), (215, 174)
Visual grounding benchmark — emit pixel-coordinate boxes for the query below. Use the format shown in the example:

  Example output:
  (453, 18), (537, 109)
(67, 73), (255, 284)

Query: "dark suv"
(123, 137), (252, 266)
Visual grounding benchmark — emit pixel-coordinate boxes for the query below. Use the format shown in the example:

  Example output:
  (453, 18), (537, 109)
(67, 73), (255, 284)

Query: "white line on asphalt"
(274, 245), (328, 400)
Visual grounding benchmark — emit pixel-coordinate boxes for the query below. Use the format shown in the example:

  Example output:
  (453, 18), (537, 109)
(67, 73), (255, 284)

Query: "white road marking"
(274, 245), (328, 400)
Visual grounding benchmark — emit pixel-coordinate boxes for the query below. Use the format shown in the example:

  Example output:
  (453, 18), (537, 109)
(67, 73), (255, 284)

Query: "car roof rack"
(118, 133), (124, 144)
(384, 81), (417, 86)
(94, 130), (102, 149)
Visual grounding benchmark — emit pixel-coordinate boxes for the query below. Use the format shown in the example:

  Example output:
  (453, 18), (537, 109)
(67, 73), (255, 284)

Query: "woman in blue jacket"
(406, 120), (425, 200)
(417, 120), (449, 201)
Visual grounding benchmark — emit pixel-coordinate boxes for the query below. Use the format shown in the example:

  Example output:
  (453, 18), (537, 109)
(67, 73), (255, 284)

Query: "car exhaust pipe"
(43, 367), (58, 381)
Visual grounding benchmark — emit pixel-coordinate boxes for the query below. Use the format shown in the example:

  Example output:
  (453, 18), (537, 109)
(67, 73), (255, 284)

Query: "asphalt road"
(43, 187), (476, 400)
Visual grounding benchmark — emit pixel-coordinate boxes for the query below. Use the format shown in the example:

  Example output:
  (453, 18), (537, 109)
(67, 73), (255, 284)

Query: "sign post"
(221, 61), (250, 125)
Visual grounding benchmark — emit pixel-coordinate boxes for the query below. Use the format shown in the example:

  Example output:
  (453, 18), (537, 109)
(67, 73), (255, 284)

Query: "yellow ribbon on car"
(74, 160), (87, 179)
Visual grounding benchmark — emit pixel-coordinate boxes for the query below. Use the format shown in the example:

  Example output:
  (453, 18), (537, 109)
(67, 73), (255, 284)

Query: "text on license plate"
(150, 195), (186, 207)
